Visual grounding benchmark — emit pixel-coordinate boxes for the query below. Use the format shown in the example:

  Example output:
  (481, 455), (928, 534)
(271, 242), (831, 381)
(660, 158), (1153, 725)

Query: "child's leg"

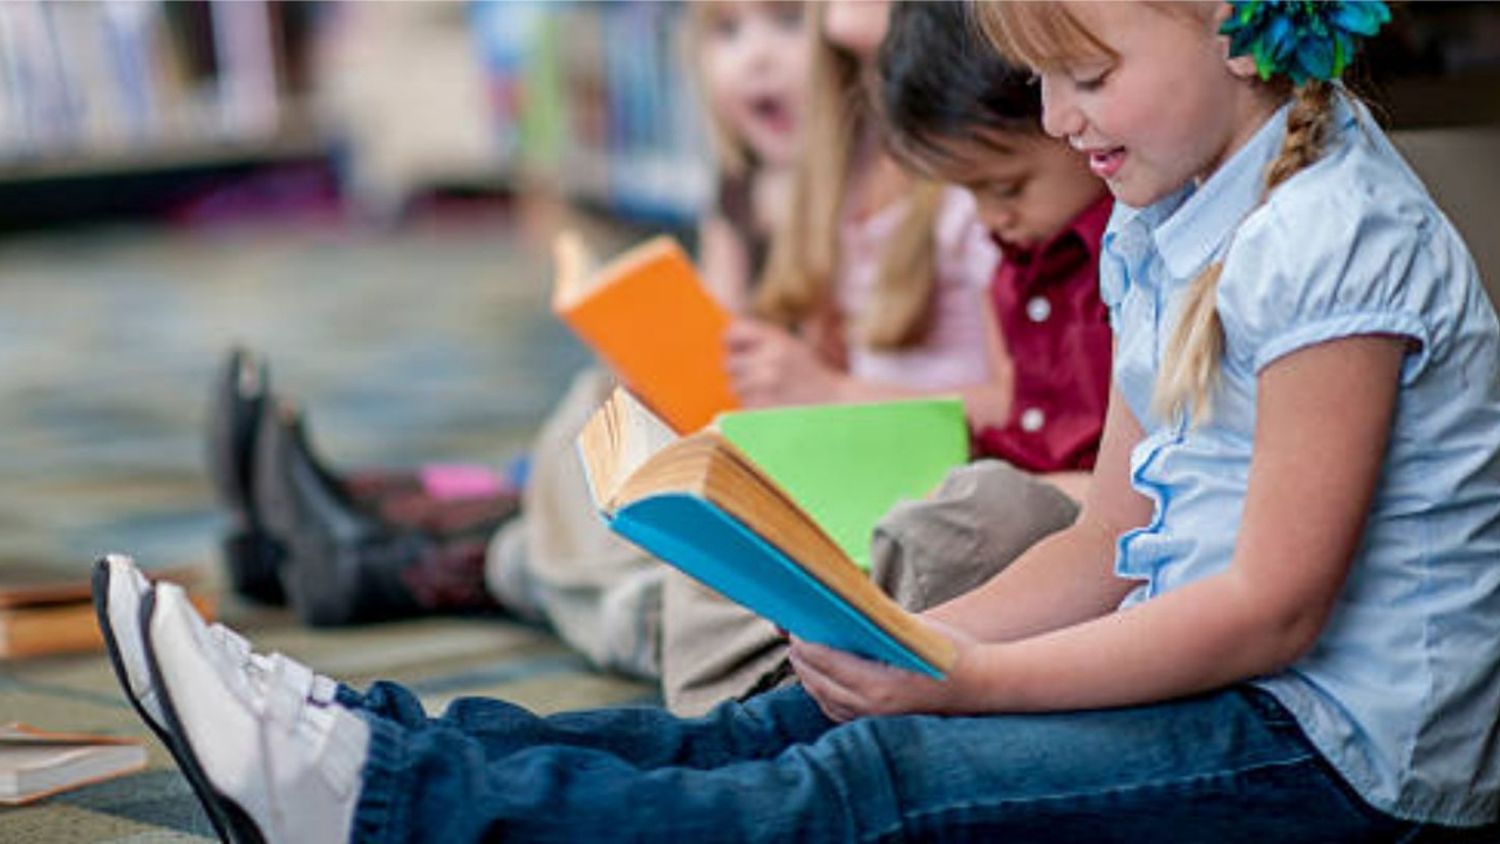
(660, 572), (788, 715)
(484, 365), (665, 678)
(334, 681), (430, 727)
(869, 459), (1079, 610)
(355, 685), (1411, 842)
(137, 581), (1411, 842)
(351, 683), (830, 771)
(208, 348), (504, 607)
(344, 466), (519, 538)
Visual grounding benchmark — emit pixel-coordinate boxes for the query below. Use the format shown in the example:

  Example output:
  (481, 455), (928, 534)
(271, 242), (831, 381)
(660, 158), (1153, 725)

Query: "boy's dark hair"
(876, 0), (1043, 172)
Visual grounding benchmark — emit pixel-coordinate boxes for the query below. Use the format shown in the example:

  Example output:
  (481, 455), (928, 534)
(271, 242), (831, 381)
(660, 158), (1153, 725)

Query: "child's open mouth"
(748, 94), (794, 135)
(1088, 147), (1125, 180)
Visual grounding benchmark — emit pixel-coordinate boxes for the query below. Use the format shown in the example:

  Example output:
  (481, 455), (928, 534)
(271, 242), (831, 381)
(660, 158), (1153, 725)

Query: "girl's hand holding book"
(788, 618), (978, 722)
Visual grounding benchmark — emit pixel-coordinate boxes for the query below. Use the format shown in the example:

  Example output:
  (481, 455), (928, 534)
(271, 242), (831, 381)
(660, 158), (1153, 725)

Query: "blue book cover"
(609, 493), (946, 678)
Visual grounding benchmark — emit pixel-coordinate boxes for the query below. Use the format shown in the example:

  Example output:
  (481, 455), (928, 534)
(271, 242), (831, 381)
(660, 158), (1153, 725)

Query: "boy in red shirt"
(661, 0), (1114, 714)
(863, 0), (1114, 610)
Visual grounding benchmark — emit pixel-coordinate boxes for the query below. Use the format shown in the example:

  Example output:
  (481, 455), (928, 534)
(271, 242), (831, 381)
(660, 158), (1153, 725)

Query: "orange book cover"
(552, 234), (738, 434)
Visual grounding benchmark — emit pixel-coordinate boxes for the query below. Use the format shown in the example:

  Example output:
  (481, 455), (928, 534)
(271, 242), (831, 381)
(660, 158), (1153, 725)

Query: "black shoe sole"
(91, 559), (237, 844)
(140, 587), (268, 844)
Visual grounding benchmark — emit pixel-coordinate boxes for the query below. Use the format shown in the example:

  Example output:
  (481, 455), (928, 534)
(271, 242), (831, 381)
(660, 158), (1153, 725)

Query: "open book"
(0, 724), (146, 805)
(552, 232), (737, 434)
(578, 388), (967, 677)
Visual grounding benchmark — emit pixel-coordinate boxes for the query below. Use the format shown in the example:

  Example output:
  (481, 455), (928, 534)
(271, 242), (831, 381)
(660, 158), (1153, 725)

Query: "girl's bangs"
(977, 2), (1116, 70)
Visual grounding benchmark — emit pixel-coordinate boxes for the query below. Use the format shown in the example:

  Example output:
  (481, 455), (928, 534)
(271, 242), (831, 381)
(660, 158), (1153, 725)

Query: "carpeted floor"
(0, 210), (655, 840)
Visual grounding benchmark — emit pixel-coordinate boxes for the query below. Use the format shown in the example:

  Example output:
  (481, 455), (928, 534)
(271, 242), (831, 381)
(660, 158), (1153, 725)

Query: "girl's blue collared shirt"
(1101, 95), (1500, 826)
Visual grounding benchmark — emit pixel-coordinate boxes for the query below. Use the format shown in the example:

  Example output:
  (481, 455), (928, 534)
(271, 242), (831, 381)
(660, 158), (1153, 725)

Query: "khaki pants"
(660, 460), (1081, 716)
(484, 367), (664, 678)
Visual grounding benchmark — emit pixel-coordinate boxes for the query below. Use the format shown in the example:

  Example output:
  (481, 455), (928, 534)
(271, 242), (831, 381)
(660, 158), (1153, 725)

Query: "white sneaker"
(146, 582), (368, 844)
(94, 554), (170, 733)
(94, 554), (339, 739)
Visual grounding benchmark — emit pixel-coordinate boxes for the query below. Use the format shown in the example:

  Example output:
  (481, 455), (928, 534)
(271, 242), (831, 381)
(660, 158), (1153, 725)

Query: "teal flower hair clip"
(1220, 1), (1391, 85)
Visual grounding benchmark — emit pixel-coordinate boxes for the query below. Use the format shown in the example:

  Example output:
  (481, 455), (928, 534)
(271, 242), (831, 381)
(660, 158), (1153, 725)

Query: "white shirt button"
(1026, 296), (1052, 323)
(1020, 407), (1046, 433)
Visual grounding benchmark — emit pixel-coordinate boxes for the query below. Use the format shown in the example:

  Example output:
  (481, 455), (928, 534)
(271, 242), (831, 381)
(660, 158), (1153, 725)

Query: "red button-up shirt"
(975, 194), (1113, 472)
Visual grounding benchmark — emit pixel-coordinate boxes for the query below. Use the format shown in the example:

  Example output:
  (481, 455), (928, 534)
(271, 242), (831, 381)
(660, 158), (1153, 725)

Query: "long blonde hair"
(754, 4), (941, 350)
(980, 3), (1339, 423)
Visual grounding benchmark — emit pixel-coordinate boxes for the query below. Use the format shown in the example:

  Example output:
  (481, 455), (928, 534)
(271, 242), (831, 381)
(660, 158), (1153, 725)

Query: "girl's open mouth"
(748, 94), (794, 135)
(1089, 147), (1125, 179)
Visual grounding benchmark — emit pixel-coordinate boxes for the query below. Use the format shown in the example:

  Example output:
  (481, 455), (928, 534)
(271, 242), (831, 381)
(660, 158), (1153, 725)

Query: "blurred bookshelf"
(0, 1), (1489, 235)
(0, 0), (712, 232)
(0, 0), (325, 229)
(471, 0), (711, 229)
(0, 1), (318, 177)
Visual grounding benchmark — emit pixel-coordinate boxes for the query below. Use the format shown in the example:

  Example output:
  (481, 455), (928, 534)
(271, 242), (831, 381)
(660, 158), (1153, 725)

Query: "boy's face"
(932, 132), (1107, 251)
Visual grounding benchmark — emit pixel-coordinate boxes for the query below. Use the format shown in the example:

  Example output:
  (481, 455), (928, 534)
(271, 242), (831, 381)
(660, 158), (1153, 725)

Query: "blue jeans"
(337, 682), (1426, 842)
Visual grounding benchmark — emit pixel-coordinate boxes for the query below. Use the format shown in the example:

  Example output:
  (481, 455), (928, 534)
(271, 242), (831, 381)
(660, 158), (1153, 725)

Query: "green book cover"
(716, 397), (969, 571)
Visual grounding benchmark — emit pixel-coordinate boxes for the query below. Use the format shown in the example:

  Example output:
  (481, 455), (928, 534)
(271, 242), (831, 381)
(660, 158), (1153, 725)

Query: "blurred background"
(0, 0), (1496, 583)
(0, 0), (713, 578)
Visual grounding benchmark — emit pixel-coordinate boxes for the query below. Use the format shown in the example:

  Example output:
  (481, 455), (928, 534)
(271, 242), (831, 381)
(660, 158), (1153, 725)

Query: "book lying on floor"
(551, 231), (738, 434)
(0, 724), (146, 805)
(0, 562), (215, 660)
(577, 388), (968, 677)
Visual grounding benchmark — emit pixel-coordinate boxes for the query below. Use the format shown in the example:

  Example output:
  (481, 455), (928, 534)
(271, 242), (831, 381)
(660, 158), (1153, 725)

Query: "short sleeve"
(1216, 189), (1445, 385)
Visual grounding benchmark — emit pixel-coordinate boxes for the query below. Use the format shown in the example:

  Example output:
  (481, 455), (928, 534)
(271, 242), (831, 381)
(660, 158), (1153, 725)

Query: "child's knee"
(870, 460), (1079, 611)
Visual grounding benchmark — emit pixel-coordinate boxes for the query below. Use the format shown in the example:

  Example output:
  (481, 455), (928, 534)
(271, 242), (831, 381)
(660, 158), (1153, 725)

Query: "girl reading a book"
(103, 0), (1500, 839)
(203, 1), (815, 672)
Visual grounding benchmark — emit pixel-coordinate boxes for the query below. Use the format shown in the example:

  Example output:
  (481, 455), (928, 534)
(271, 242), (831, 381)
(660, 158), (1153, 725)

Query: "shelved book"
(0, 562), (214, 660)
(0, 724), (146, 806)
(552, 232), (737, 434)
(577, 388), (969, 677)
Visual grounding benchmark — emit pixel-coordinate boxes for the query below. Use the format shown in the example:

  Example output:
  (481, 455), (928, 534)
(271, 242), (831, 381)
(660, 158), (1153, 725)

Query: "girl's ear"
(1210, 2), (1260, 79)
(1225, 53), (1259, 79)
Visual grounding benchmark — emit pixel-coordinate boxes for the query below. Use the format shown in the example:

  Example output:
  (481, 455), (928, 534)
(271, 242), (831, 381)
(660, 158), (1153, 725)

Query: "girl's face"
(700, 2), (811, 169)
(822, 0), (892, 62)
(1031, 3), (1272, 208)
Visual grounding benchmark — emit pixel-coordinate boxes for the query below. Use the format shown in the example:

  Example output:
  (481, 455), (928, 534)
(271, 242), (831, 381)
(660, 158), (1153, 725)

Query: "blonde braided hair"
(1153, 80), (1338, 423)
